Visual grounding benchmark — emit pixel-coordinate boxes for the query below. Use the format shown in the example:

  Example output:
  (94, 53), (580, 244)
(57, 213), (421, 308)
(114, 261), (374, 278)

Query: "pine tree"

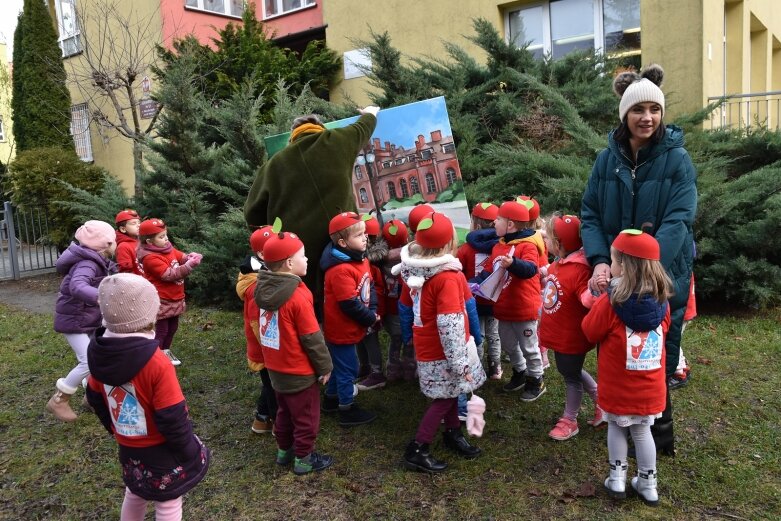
(11, 0), (73, 151)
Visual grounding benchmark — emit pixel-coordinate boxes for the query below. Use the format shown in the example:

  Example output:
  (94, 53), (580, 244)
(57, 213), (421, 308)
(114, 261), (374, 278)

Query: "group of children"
(45, 196), (681, 516)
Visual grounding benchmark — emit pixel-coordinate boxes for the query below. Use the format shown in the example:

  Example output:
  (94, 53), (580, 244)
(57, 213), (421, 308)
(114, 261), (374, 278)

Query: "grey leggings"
(607, 421), (657, 473)
(554, 351), (597, 420)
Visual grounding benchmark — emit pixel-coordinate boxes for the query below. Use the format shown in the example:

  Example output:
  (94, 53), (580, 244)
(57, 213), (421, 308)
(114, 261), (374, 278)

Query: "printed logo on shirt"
(542, 277), (563, 313)
(625, 325), (663, 371)
(358, 272), (371, 304)
(411, 288), (422, 327)
(475, 253), (490, 278)
(105, 383), (148, 437)
(259, 308), (280, 350)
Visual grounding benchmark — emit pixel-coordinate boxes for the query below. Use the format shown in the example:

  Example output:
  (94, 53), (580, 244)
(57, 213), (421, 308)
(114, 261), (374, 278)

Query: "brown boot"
(46, 389), (78, 422)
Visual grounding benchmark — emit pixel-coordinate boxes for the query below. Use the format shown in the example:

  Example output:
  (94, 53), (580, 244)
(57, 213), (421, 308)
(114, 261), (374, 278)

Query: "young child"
(356, 214), (388, 390)
(137, 218), (202, 367)
(670, 272), (696, 390)
(395, 212), (486, 473)
(382, 219), (416, 380)
(256, 231), (334, 475)
(47, 220), (117, 422)
(114, 209), (143, 276)
(236, 225), (278, 434)
(457, 202), (502, 379)
(473, 199), (546, 401)
(319, 211), (378, 426)
(407, 203), (435, 234)
(582, 230), (672, 506)
(86, 273), (210, 519)
(538, 214), (603, 441)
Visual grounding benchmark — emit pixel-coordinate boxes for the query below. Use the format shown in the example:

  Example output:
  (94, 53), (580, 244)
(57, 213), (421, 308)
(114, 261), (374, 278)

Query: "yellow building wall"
(0, 43), (14, 165)
(62, 0), (163, 193)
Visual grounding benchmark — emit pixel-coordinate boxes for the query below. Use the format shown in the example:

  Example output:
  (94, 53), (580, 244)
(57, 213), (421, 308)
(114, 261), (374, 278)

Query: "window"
(387, 182), (397, 199)
(425, 173), (436, 193)
(359, 188), (369, 204)
(407, 154), (417, 162)
(263, 0), (315, 19)
(382, 160), (392, 168)
(395, 157), (405, 166)
(420, 148), (433, 160)
(354, 165), (363, 179)
(399, 178), (409, 198)
(507, 0), (640, 60)
(446, 167), (458, 186)
(441, 143), (455, 154)
(0, 117), (5, 142)
(409, 176), (419, 195)
(53, 0), (82, 57)
(186, 0), (245, 18)
(70, 103), (93, 162)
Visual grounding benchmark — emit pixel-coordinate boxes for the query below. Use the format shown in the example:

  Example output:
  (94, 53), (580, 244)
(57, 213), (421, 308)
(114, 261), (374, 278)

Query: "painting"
(264, 96), (472, 242)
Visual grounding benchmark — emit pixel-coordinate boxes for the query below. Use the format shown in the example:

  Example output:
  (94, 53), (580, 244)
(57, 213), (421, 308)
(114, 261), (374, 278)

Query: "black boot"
(404, 440), (447, 473)
(338, 403), (377, 427)
(502, 369), (526, 392)
(442, 427), (482, 459)
(321, 394), (339, 413)
(651, 388), (675, 456)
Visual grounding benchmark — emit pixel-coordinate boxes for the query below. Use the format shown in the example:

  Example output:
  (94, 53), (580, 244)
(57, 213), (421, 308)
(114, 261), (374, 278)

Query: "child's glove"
(185, 253), (203, 268)
(466, 394), (486, 437)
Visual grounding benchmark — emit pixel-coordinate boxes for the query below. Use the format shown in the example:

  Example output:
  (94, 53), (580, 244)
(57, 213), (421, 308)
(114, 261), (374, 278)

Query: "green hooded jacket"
(580, 125), (697, 310)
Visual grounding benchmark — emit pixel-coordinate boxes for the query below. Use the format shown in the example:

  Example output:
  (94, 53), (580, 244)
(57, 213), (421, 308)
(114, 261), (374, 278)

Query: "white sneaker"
(163, 349), (182, 366)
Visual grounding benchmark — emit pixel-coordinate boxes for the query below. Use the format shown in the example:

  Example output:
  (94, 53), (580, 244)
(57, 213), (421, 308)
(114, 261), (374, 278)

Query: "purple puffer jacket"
(53, 242), (116, 333)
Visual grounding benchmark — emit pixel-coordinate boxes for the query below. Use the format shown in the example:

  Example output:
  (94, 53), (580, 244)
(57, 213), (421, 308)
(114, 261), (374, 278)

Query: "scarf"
(289, 123), (325, 143)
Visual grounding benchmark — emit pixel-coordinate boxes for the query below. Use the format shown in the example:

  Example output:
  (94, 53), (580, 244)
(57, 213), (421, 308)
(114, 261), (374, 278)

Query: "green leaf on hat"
(389, 225), (398, 236)
(272, 217), (283, 234)
(519, 199), (534, 210)
(622, 228), (643, 235)
(480, 202), (492, 210)
(360, 213), (373, 221)
(417, 218), (434, 231)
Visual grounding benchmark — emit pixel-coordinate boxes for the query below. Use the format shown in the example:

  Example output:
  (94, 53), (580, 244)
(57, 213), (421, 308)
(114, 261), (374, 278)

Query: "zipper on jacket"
(620, 150), (649, 227)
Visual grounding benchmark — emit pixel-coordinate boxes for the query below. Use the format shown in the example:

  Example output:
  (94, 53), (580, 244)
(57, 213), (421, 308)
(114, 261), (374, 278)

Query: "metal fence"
(0, 201), (59, 280)
(707, 91), (781, 131)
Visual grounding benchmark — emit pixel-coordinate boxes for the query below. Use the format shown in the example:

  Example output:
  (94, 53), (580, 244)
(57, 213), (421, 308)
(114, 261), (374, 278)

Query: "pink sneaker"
(540, 348), (550, 370)
(548, 417), (579, 441)
(588, 406), (606, 428)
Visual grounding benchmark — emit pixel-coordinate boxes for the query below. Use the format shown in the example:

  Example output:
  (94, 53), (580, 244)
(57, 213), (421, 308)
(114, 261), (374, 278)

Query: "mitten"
(466, 394), (486, 437)
(185, 254), (202, 268)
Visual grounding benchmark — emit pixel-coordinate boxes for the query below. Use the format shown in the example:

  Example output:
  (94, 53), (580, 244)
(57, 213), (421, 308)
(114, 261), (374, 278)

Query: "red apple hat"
(408, 204), (435, 232)
(263, 232), (305, 263)
(382, 219), (409, 249)
(553, 214), (582, 252)
(472, 202), (499, 221)
(415, 212), (454, 249)
(612, 229), (660, 261)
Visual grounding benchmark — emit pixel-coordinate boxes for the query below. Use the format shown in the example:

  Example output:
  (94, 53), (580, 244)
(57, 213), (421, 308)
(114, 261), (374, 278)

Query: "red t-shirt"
(538, 254), (593, 354)
(88, 350), (185, 448)
(243, 281), (264, 365)
(323, 259), (373, 344)
(457, 242), (493, 307)
(259, 282), (321, 375)
(141, 248), (187, 301)
(411, 271), (472, 362)
(487, 240), (541, 321)
(582, 294), (670, 416)
(115, 232), (143, 276)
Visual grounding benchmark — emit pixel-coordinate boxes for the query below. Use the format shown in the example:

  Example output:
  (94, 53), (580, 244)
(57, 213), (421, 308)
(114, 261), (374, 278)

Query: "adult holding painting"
(580, 65), (697, 457)
(244, 106), (379, 313)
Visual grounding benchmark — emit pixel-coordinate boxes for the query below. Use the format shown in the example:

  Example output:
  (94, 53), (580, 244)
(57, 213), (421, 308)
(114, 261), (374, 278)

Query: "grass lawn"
(0, 304), (779, 520)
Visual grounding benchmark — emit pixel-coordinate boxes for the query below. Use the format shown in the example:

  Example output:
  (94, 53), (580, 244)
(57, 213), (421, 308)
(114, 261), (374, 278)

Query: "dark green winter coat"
(580, 125), (697, 312)
(244, 113), (377, 309)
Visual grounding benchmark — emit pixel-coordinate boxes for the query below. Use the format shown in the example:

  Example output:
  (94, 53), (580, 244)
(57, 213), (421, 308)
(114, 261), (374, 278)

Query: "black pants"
(256, 368), (278, 421)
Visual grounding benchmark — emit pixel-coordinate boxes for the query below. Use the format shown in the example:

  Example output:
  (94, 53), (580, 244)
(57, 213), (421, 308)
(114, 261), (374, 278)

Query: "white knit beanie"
(613, 64), (665, 122)
(98, 273), (160, 333)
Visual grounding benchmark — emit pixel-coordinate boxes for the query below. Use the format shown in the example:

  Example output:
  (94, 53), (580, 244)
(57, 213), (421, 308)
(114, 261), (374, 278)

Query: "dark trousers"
(415, 397), (460, 444)
(357, 331), (383, 373)
(154, 315), (180, 350)
(275, 382), (321, 458)
(256, 368), (278, 421)
(325, 342), (358, 406)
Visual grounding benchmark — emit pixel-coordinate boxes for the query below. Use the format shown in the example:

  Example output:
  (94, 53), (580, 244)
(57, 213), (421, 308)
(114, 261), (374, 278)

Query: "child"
(137, 218), (202, 367)
(582, 230), (672, 506)
(381, 219), (415, 380)
(86, 273), (210, 519)
(538, 214), (602, 441)
(407, 203), (435, 234)
(319, 211), (378, 426)
(236, 225), (278, 434)
(395, 212), (486, 473)
(457, 202), (502, 379)
(114, 209), (143, 276)
(670, 271), (696, 390)
(47, 220), (117, 422)
(520, 195), (551, 370)
(473, 199), (546, 401)
(256, 231), (334, 475)
(356, 214), (388, 390)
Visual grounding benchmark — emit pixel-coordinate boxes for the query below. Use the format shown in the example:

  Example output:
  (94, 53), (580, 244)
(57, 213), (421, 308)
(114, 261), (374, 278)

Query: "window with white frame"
(185, 0), (245, 18)
(354, 165), (363, 179)
(0, 116), (5, 142)
(263, 0), (315, 19)
(53, 0), (82, 57)
(70, 103), (93, 162)
(506, 0), (640, 60)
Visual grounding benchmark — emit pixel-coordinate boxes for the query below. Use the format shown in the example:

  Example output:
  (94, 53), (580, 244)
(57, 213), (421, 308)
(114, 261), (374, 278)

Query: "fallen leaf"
(685, 426), (696, 433)
(553, 467), (561, 476)
(733, 336), (744, 341)
(528, 488), (543, 497)
(558, 496), (576, 504)
(695, 356), (712, 365)
(201, 322), (215, 331)
(574, 482), (596, 497)
(727, 459), (737, 465)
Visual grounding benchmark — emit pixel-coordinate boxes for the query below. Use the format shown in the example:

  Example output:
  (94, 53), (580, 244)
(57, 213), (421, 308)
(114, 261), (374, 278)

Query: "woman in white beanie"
(580, 65), (697, 497)
(47, 220), (117, 422)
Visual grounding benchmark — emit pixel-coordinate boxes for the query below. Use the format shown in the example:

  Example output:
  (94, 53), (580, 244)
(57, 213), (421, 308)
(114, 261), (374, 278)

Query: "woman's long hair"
(609, 247), (673, 306)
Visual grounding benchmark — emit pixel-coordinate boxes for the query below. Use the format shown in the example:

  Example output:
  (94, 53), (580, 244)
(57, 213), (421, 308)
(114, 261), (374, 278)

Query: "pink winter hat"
(75, 220), (115, 251)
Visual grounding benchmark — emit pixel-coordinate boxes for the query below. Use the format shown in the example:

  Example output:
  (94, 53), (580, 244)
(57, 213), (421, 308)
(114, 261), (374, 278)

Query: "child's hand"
(319, 372), (331, 385)
(359, 105), (380, 116)
(185, 254), (202, 268)
(499, 255), (513, 269)
(464, 369), (474, 383)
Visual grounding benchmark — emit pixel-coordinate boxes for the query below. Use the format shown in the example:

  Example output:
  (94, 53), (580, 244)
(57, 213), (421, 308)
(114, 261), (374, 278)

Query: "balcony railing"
(707, 91), (781, 131)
